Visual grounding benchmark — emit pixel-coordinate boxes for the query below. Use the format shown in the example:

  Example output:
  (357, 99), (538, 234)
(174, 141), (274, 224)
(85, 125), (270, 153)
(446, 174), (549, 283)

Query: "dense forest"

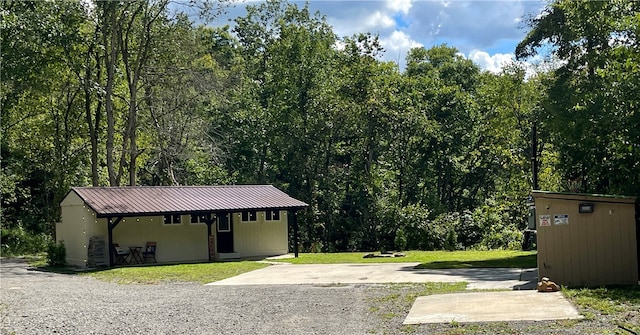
(2, 0), (639, 255)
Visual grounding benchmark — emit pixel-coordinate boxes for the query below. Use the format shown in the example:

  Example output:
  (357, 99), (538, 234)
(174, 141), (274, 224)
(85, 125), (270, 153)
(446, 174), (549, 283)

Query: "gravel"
(0, 258), (631, 335)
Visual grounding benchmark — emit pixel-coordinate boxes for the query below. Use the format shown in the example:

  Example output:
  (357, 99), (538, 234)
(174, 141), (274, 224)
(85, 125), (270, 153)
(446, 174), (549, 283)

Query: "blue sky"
(217, 0), (547, 72)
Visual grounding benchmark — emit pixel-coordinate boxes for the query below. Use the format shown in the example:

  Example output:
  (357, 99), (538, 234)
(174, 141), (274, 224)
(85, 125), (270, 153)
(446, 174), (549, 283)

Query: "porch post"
(205, 213), (216, 262)
(293, 210), (299, 258)
(107, 216), (123, 267)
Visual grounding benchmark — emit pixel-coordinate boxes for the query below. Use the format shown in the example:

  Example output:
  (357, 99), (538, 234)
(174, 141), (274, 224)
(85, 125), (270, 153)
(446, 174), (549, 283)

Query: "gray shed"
(533, 191), (639, 287)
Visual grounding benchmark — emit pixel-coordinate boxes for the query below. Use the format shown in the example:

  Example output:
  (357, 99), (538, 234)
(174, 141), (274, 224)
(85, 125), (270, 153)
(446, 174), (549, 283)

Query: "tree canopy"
(2, 0), (637, 254)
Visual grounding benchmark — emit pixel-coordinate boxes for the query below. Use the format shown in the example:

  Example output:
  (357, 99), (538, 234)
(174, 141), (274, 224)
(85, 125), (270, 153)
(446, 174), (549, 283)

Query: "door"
(216, 213), (234, 253)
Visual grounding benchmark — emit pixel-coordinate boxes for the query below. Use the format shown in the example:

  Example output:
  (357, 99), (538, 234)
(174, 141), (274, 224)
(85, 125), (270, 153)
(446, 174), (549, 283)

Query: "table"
(128, 246), (143, 264)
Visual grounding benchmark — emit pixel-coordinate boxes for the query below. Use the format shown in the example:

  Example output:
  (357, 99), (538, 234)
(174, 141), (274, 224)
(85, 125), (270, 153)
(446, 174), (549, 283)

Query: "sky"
(217, 0), (548, 73)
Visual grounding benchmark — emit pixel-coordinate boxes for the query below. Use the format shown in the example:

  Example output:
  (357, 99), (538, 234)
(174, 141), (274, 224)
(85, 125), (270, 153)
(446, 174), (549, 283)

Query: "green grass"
(22, 254), (269, 284)
(24, 249), (536, 286)
(279, 250), (537, 269)
(84, 261), (268, 284)
(563, 285), (640, 334)
(564, 286), (640, 314)
(368, 282), (468, 334)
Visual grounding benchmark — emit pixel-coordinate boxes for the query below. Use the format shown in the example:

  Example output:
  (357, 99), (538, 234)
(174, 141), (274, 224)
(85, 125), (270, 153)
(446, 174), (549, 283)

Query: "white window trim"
(163, 214), (182, 225)
(190, 214), (205, 225)
(265, 210), (281, 221)
(217, 214), (231, 232)
(240, 210), (257, 222)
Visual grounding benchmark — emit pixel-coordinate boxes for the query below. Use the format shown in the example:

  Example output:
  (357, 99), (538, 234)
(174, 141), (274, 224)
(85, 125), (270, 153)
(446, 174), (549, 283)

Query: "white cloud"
(386, 0), (413, 15)
(382, 30), (423, 54)
(468, 50), (514, 73)
(367, 11), (395, 29)
(219, 0), (548, 72)
(466, 50), (556, 79)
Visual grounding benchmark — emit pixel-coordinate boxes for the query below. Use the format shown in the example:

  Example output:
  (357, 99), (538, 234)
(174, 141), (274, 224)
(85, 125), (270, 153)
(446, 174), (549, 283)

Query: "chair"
(142, 242), (157, 263)
(112, 243), (130, 265)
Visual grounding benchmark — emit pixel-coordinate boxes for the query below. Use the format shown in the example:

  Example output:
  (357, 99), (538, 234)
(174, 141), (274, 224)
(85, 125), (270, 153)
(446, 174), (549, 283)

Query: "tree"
(231, 0), (350, 250)
(1, 0), (90, 240)
(517, 0), (640, 194)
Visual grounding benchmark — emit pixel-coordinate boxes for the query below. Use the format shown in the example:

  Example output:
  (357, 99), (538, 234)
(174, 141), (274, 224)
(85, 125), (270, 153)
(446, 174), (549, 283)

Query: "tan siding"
(232, 211), (288, 258)
(60, 190), (292, 266)
(112, 215), (208, 263)
(58, 192), (90, 267)
(534, 192), (638, 287)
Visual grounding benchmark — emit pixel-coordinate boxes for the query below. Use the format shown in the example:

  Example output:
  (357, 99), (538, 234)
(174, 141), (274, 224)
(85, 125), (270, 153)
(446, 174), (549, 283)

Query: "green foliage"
(12, 0), (637, 254)
(0, 224), (52, 256)
(444, 229), (458, 251)
(517, 0), (640, 195)
(393, 229), (407, 251)
(46, 240), (67, 267)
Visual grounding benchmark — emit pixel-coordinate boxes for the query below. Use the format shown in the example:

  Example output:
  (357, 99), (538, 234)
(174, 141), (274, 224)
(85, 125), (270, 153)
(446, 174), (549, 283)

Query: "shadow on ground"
(415, 254), (536, 269)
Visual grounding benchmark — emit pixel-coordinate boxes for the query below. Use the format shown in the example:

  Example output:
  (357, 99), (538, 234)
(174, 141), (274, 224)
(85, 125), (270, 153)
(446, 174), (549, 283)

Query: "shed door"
(216, 213), (234, 253)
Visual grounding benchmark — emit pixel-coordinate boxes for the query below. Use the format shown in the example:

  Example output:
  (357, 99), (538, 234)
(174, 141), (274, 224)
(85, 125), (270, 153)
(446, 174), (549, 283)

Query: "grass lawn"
(279, 250), (537, 269)
(27, 249), (535, 285)
(83, 261), (268, 284)
(563, 285), (640, 333)
(24, 255), (269, 285)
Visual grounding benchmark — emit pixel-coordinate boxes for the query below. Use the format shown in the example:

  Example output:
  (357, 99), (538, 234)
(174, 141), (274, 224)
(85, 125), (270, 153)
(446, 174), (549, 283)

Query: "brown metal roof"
(70, 185), (308, 217)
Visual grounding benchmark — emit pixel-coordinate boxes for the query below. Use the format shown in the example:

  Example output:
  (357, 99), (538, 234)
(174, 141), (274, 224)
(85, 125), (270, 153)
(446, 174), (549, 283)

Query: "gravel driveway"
(0, 258), (621, 335)
(1, 258), (379, 334)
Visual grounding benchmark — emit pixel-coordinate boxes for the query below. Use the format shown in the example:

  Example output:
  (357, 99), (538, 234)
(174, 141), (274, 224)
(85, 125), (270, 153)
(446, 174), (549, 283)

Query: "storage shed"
(533, 191), (639, 287)
(57, 185), (308, 267)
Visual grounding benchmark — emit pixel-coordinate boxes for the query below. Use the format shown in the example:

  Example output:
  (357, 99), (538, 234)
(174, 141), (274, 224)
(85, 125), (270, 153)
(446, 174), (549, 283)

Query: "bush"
(444, 229), (458, 251)
(47, 240), (66, 266)
(394, 228), (407, 251)
(0, 224), (52, 256)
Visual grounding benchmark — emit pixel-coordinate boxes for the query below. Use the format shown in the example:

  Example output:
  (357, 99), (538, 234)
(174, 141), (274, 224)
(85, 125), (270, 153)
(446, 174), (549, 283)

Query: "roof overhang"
(65, 185), (309, 218)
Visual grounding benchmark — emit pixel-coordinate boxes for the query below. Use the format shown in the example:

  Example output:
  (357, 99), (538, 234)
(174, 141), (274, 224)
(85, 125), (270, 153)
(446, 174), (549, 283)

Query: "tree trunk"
(84, 36), (101, 186)
(102, 2), (119, 186)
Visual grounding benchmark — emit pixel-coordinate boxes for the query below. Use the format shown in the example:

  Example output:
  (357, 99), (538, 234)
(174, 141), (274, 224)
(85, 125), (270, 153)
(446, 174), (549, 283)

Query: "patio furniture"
(128, 246), (143, 264)
(112, 244), (130, 265)
(142, 242), (157, 263)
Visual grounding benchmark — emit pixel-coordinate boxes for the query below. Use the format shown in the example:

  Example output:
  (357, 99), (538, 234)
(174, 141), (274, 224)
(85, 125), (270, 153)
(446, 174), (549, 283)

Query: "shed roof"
(69, 185), (308, 217)
(532, 191), (637, 204)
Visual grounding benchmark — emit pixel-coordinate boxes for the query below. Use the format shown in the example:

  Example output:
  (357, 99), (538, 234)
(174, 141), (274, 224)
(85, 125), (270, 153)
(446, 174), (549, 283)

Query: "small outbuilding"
(533, 191), (639, 287)
(57, 185), (308, 267)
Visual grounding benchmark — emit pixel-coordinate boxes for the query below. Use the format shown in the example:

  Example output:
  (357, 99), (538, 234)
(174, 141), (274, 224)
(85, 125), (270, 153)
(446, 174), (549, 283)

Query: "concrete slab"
(403, 291), (583, 324)
(207, 263), (536, 289)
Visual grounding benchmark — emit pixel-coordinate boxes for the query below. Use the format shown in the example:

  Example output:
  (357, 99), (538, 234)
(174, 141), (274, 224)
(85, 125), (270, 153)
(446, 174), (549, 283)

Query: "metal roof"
(532, 191), (636, 204)
(69, 185), (308, 217)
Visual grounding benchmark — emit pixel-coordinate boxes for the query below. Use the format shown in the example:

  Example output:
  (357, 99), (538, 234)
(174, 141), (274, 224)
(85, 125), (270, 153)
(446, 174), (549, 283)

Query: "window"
(265, 210), (280, 221)
(190, 214), (209, 224)
(241, 210), (257, 222)
(217, 213), (231, 232)
(163, 214), (181, 225)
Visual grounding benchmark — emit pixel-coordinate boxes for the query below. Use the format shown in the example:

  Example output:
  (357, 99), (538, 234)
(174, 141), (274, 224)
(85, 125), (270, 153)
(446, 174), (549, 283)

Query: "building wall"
(534, 192), (638, 287)
(112, 215), (209, 264)
(60, 191), (290, 266)
(58, 192), (93, 267)
(230, 210), (288, 258)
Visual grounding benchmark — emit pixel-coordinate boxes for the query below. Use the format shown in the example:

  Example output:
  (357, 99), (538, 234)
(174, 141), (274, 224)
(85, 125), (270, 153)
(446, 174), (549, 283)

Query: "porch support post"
(205, 213), (215, 262)
(290, 210), (299, 258)
(107, 216), (123, 267)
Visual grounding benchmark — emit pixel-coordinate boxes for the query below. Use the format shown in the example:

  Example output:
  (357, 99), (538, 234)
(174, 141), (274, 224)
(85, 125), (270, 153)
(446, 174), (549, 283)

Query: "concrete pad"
(404, 291), (583, 324)
(207, 263), (535, 289)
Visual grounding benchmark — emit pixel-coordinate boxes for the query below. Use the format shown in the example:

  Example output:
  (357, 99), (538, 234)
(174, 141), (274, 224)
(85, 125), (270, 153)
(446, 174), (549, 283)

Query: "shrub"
(394, 228), (407, 251)
(47, 240), (66, 267)
(444, 229), (458, 251)
(0, 224), (52, 256)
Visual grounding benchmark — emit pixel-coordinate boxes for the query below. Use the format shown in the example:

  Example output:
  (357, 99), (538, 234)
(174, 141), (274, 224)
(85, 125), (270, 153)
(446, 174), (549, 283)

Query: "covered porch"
(58, 186), (308, 267)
